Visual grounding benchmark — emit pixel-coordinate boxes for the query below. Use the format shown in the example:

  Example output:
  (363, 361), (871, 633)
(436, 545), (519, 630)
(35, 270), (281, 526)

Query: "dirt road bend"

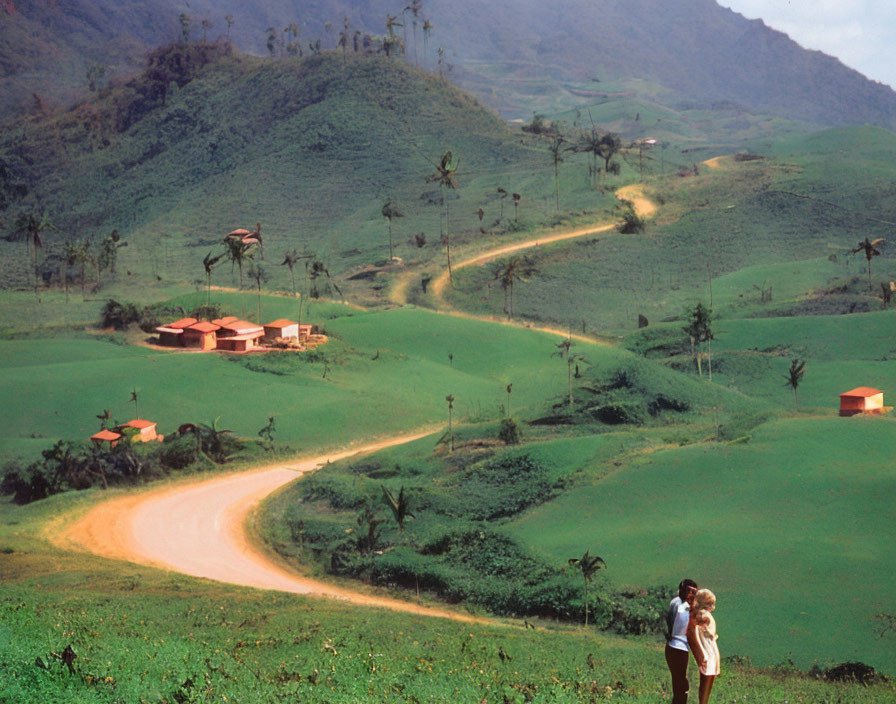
(59, 430), (486, 624)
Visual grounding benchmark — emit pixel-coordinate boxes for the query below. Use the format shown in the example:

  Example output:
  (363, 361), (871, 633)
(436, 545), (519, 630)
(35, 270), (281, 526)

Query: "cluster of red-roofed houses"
(154, 315), (320, 353)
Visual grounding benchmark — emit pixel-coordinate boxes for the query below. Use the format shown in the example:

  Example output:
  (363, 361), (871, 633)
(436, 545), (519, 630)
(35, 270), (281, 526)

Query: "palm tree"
(406, 0), (422, 65)
(553, 336), (583, 407)
(422, 19), (432, 67)
(178, 418), (235, 464)
(548, 132), (566, 211)
(784, 358), (806, 411)
(496, 187), (508, 222)
(683, 303), (712, 378)
(202, 251), (224, 306)
(512, 192), (521, 222)
(445, 393), (455, 451)
(10, 210), (54, 292)
(852, 237), (885, 290)
(506, 383), (512, 417)
(224, 236), (255, 317)
(568, 549), (606, 626)
(129, 388), (139, 419)
(493, 256), (538, 320)
(381, 199), (404, 261)
(224, 14), (234, 40)
(382, 485), (415, 531)
(247, 262), (267, 323)
(61, 241), (80, 301)
(425, 150), (459, 282)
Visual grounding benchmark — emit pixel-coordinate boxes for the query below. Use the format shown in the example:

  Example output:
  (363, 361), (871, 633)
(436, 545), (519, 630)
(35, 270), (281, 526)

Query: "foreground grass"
(1, 506), (892, 703)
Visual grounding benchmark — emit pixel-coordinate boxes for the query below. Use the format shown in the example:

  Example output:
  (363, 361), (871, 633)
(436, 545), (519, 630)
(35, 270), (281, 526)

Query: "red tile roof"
(119, 419), (156, 429)
(168, 317), (199, 330)
(212, 316), (239, 326)
(155, 326), (184, 334)
(840, 387), (883, 397)
(186, 321), (220, 333)
(264, 319), (297, 328)
(91, 429), (122, 442)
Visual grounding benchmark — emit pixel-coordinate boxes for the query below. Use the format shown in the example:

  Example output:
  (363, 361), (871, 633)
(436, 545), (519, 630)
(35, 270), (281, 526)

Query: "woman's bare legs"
(698, 674), (716, 704)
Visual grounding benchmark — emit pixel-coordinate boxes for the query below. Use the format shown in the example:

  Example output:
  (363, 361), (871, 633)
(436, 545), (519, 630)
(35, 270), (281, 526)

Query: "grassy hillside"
(439, 125), (896, 333)
(0, 47), (623, 296)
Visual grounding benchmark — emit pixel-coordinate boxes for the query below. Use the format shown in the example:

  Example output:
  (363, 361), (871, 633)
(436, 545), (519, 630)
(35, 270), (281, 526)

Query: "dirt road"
(58, 430), (485, 623)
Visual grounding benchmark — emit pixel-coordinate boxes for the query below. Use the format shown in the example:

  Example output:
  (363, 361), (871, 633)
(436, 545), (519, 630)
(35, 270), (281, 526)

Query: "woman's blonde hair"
(694, 588), (716, 612)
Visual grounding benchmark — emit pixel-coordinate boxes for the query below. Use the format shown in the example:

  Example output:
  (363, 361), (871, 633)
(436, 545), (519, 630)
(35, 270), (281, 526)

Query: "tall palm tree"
(445, 393), (455, 451)
(202, 251), (224, 306)
(852, 237), (885, 290)
(784, 358), (806, 411)
(422, 19), (432, 67)
(406, 0), (422, 65)
(548, 132), (566, 211)
(554, 336), (583, 408)
(381, 199), (404, 261)
(61, 241), (80, 301)
(10, 210), (55, 292)
(381, 485), (415, 531)
(568, 549), (606, 626)
(496, 187), (508, 222)
(129, 388), (139, 419)
(493, 256), (538, 320)
(425, 150), (459, 282)
(224, 237), (255, 317)
(247, 262), (267, 323)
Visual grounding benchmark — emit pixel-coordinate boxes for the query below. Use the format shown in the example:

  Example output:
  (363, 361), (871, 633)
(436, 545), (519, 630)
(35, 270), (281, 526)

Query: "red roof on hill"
(264, 319), (297, 328)
(212, 316), (239, 326)
(840, 387), (883, 397)
(91, 429), (122, 442)
(119, 419), (156, 429)
(186, 321), (220, 333)
(169, 317), (199, 330)
(219, 319), (263, 334)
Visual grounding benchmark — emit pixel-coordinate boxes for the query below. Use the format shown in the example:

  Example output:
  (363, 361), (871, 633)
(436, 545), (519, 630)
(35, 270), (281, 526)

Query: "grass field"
(507, 417), (896, 672)
(0, 292), (581, 463)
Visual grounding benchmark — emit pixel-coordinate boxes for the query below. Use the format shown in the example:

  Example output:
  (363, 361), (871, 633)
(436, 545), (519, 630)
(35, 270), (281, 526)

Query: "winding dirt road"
(57, 430), (485, 623)
(55, 186), (660, 621)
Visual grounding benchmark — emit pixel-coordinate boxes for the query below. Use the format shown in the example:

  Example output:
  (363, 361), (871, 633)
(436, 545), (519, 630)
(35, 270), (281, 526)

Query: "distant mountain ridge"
(2, 0), (895, 130)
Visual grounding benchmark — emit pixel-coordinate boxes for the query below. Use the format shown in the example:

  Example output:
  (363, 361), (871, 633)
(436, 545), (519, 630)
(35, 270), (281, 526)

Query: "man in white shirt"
(665, 578), (698, 703)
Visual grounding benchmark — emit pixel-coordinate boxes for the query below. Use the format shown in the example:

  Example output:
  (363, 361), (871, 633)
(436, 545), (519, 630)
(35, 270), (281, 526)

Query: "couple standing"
(665, 578), (720, 704)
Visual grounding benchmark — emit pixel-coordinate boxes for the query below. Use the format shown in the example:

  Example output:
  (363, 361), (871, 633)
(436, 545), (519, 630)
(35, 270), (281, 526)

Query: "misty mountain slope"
(0, 49), (562, 290)
(3, 0), (895, 131)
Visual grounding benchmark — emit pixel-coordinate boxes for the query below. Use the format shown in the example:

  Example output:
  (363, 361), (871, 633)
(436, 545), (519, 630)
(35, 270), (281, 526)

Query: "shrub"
(498, 417), (520, 445)
(101, 299), (142, 330)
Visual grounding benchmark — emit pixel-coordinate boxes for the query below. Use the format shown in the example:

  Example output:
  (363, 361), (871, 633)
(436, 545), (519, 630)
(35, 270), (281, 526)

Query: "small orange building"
(182, 321), (220, 350)
(263, 318), (299, 341)
(115, 419), (161, 442)
(216, 319), (264, 352)
(839, 387), (884, 416)
(90, 429), (122, 448)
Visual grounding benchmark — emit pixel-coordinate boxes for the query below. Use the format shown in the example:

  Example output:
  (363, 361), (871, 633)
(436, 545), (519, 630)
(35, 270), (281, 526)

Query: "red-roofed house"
(216, 319), (264, 352)
(115, 419), (160, 442)
(212, 316), (239, 327)
(182, 321), (220, 350)
(155, 317), (199, 347)
(839, 387), (884, 416)
(263, 318), (299, 341)
(90, 429), (122, 448)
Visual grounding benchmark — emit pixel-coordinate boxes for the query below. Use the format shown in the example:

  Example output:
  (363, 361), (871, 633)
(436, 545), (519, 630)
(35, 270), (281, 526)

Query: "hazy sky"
(722, 1), (895, 90)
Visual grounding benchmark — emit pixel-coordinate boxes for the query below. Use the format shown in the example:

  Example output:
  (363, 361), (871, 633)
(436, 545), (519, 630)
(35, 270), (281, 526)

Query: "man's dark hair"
(679, 578), (697, 590)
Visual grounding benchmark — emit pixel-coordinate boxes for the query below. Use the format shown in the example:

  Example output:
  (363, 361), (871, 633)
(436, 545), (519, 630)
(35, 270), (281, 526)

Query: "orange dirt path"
(56, 430), (486, 624)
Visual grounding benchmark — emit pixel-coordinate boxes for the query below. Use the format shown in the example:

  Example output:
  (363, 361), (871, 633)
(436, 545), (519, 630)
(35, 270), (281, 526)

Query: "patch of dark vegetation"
(278, 444), (668, 629)
(758, 296), (876, 317)
(820, 662), (887, 685)
(734, 153), (765, 162)
(0, 426), (267, 505)
(528, 414), (574, 426)
(587, 403), (645, 425)
(99, 299), (224, 332)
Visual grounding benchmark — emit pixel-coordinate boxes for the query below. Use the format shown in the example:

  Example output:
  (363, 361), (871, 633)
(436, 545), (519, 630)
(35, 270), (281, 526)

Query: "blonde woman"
(687, 589), (720, 704)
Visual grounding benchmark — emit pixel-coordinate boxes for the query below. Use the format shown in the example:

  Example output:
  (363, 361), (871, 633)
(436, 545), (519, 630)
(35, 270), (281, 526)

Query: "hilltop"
(3, 0), (896, 132)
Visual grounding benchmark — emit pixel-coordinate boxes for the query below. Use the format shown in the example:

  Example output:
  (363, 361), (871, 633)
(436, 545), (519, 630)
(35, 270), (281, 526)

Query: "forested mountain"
(3, 0), (895, 129)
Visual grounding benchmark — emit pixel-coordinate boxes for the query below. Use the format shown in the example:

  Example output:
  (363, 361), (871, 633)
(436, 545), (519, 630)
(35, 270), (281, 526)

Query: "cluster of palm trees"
(2, 209), (126, 297)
